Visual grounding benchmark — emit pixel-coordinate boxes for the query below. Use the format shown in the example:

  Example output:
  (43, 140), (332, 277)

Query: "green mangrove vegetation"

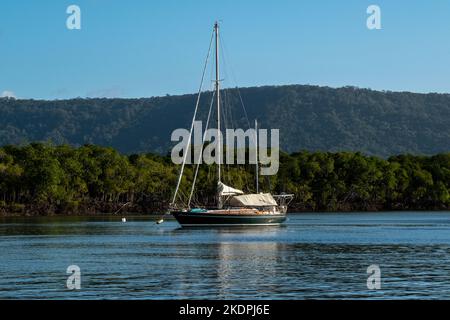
(0, 143), (449, 215)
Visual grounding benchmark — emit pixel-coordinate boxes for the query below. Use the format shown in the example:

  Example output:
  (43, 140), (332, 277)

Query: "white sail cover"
(230, 193), (278, 207)
(217, 182), (244, 196)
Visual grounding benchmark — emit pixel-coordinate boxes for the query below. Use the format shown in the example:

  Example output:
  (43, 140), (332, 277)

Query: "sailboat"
(169, 22), (293, 227)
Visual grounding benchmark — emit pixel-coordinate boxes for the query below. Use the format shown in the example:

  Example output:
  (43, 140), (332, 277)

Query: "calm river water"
(1, 212), (450, 299)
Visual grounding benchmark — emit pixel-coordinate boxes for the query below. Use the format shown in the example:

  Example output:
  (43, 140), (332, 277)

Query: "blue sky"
(1, 1), (450, 100)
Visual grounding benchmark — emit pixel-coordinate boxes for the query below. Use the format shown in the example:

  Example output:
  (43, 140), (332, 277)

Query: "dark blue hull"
(172, 211), (287, 227)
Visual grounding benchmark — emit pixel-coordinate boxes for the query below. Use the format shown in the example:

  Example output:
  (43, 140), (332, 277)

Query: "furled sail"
(217, 182), (244, 196)
(230, 193), (278, 207)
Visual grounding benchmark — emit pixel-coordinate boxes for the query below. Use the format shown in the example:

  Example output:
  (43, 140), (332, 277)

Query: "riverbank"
(0, 202), (167, 217)
(1, 206), (449, 217)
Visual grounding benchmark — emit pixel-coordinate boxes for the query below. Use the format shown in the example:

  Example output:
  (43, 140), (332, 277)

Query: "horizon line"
(3, 83), (450, 102)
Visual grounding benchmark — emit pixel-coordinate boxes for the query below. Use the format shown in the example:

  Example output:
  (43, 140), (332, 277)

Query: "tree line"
(0, 143), (449, 215)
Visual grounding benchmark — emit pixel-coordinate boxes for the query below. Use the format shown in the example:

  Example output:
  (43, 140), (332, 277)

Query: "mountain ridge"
(1, 84), (449, 157)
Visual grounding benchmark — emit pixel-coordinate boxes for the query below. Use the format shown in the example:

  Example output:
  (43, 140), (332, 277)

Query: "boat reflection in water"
(171, 226), (285, 298)
(216, 241), (282, 297)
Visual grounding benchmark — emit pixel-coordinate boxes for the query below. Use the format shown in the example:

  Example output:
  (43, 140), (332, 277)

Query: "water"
(1, 212), (450, 299)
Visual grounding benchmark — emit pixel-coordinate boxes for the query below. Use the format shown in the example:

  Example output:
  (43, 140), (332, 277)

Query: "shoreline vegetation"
(1, 143), (449, 216)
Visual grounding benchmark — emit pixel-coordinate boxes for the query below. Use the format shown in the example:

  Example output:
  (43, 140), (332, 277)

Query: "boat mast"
(170, 28), (215, 209)
(255, 119), (259, 193)
(214, 22), (221, 184)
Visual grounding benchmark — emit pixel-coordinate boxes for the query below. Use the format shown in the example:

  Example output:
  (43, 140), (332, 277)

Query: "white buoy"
(156, 218), (164, 225)
(122, 217), (127, 223)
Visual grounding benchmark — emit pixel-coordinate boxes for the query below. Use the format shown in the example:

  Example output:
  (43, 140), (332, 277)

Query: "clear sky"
(1, 0), (450, 100)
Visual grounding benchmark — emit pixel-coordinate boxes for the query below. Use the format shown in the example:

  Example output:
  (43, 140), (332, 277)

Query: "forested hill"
(1, 84), (450, 157)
